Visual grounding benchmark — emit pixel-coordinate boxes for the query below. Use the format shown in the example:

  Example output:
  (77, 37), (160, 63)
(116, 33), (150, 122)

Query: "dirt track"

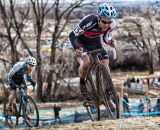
(10, 117), (160, 130)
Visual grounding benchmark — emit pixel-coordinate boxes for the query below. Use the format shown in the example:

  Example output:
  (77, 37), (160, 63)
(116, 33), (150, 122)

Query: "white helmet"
(26, 56), (37, 66)
(98, 3), (116, 18)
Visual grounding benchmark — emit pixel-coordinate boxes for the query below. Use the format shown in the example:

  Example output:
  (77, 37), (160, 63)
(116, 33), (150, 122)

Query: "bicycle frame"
(14, 85), (29, 117)
(84, 49), (107, 81)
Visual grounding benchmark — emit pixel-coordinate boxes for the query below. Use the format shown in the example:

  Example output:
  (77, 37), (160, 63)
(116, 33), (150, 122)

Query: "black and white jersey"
(69, 14), (116, 50)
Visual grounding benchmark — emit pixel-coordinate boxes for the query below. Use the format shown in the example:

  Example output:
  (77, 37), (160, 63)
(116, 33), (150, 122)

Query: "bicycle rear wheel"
(97, 64), (119, 119)
(23, 96), (39, 127)
(0, 79), (6, 117)
(85, 66), (100, 121)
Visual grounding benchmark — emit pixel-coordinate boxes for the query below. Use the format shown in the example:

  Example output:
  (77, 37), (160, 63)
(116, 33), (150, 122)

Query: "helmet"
(98, 3), (116, 18)
(26, 56), (37, 66)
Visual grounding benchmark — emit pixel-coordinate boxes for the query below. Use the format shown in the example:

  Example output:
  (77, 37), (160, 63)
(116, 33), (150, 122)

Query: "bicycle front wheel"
(97, 64), (119, 119)
(85, 66), (100, 121)
(23, 96), (39, 127)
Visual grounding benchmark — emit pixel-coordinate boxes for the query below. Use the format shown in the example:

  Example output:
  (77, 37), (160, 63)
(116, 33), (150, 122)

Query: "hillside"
(11, 117), (160, 130)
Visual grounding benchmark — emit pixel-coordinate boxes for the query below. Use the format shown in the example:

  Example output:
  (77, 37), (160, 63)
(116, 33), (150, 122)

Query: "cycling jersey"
(69, 14), (116, 50)
(8, 62), (33, 90)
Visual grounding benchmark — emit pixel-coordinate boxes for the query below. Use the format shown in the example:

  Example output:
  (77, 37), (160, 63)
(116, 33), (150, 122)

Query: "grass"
(111, 70), (150, 80)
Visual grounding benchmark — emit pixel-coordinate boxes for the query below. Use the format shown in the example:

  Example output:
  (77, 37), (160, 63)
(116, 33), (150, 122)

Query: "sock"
(80, 77), (85, 85)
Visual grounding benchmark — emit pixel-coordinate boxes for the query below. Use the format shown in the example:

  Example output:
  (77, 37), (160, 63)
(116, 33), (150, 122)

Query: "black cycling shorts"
(79, 41), (109, 60)
(9, 76), (26, 90)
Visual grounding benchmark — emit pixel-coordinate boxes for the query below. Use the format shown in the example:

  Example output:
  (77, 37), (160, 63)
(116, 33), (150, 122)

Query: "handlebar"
(81, 48), (117, 60)
(81, 48), (104, 56)
(16, 84), (36, 92)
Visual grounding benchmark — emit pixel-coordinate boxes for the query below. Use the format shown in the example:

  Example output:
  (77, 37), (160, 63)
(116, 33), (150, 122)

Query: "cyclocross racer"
(69, 3), (117, 100)
(7, 56), (37, 115)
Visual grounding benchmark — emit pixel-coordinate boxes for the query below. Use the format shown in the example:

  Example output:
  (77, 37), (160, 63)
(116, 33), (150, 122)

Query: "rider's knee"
(101, 59), (109, 65)
(83, 62), (90, 70)
(24, 88), (29, 95)
(10, 90), (16, 97)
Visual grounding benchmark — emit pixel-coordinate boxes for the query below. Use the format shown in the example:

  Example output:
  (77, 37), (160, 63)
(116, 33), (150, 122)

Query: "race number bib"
(73, 25), (84, 36)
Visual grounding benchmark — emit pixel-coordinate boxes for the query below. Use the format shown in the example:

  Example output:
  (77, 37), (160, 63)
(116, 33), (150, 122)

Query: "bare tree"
(30, 0), (55, 101)
(117, 16), (158, 74)
(0, 0), (30, 65)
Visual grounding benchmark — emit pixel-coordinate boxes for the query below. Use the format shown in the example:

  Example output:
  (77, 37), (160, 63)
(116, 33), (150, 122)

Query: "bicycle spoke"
(85, 65), (101, 121)
(98, 65), (119, 119)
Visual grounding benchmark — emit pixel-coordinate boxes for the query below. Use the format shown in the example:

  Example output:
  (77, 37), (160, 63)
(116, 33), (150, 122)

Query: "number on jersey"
(73, 25), (84, 36)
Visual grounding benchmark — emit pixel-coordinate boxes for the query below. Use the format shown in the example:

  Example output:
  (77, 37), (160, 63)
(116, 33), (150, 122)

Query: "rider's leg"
(78, 54), (90, 78)
(8, 90), (16, 107)
(7, 81), (18, 114)
(7, 89), (16, 115)
(24, 88), (29, 96)
(78, 55), (91, 100)
(99, 49), (110, 73)
(101, 59), (110, 74)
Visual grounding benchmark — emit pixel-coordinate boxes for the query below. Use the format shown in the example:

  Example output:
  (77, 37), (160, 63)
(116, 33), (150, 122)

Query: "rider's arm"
(69, 31), (83, 50)
(26, 73), (36, 86)
(8, 63), (23, 85)
(103, 19), (116, 45)
(69, 23), (85, 50)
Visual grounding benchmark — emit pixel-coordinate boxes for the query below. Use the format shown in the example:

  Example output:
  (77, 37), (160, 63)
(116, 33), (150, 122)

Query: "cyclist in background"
(69, 3), (117, 101)
(7, 56), (37, 115)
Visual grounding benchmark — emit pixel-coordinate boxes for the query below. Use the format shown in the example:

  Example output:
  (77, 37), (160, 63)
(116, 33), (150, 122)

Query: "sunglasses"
(100, 19), (112, 25)
(28, 64), (34, 68)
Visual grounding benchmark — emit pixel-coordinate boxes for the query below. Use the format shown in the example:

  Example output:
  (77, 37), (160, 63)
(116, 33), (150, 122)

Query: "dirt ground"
(10, 117), (160, 130)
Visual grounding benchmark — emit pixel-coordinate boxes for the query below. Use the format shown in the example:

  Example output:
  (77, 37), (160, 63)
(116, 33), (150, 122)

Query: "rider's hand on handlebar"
(107, 39), (115, 48)
(30, 79), (36, 87)
(75, 47), (83, 58)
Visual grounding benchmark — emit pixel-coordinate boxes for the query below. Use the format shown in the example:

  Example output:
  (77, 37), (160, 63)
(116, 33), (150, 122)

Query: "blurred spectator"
(136, 78), (140, 84)
(53, 103), (61, 123)
(147, 79), (150, 89)
(138, 99), (144, 114)
(116, 91), (121, 105)
(123, 80), (127, 87)
(151, 78), (155, 87)
(123, 93), (131, 116)
(146, 98), (151, 116)
(126, 78), (131, 88)
(75, 110), (79, 123)
(158, 77), (160, 82)
(154, 94), (160, 116)
(130, 77), (136, 83)
(130, 77), (137, 89)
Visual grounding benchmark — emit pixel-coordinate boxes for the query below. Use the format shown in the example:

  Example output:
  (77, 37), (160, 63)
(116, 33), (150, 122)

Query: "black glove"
(29, 79), (36, 87)
(10, 82), (16, 89)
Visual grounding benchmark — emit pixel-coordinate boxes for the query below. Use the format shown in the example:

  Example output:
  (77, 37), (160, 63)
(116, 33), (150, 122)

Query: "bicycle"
(81, 48), (119, 121)
(3, 84), (39, 128)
